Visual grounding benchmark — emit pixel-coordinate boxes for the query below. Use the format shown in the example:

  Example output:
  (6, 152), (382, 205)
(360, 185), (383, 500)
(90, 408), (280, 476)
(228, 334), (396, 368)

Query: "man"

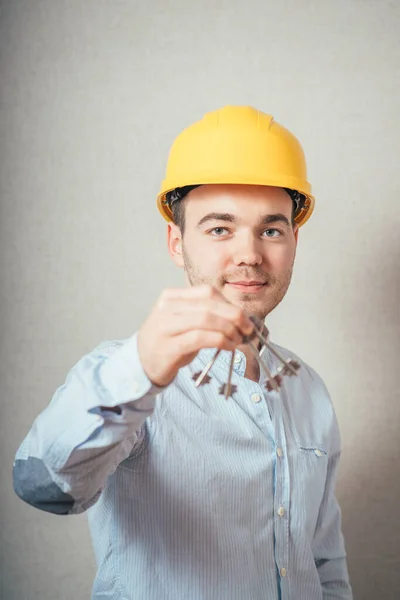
(13, 106), (352, 599)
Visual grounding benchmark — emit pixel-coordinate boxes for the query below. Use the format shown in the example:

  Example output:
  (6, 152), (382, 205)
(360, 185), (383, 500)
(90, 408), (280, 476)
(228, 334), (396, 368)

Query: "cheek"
(203, 252), (228, 274)
(266, 244), (295, 271)
(187, 239), (229, 268)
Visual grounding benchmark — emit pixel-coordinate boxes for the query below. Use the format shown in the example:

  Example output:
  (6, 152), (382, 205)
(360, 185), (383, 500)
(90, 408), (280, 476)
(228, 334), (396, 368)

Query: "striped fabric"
(13, 333), (352, 599)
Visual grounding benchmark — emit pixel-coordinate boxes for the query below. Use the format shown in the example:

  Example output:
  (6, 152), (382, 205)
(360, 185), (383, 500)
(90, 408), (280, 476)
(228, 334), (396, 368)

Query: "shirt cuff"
(87, 332), (164, 412)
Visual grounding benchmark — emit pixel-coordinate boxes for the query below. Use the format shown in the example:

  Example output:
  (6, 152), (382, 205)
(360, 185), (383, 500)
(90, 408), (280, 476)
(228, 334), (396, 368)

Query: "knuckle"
(158, 288), (177, 310)
(216, 332), (226, 348)
(156, 297), (167, 311)
(190, 330), (202, 347)
(231, 306), (245, 324)
(158, 288), (171, 304)
(229, 322), (239, 339)
(200, 312), (210, 328)
(192, 306), (207, 328)
(198, 304), (209, 319)
(201, 284), (214, 299)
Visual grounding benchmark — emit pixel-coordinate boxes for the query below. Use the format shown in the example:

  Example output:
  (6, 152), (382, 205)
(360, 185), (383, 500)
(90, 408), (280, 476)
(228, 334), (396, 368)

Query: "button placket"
(250, 392), (261, 403)
(248, 384), (274, 439)
(271, 394), (290, 592)
(232, 351), (246, 377)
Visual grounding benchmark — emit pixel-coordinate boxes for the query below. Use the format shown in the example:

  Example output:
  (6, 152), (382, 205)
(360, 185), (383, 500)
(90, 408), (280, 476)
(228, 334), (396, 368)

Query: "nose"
(232, 233), (263, 267)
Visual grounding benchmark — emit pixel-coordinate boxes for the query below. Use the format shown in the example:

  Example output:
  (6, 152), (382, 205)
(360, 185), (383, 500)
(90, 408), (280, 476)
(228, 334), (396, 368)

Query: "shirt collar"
(198, 320), (270, 367)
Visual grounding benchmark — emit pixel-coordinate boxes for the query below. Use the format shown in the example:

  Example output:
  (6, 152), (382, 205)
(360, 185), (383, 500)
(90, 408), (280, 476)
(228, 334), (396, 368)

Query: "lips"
(228, 281), (266, 286)
(225, 281), (267, 293)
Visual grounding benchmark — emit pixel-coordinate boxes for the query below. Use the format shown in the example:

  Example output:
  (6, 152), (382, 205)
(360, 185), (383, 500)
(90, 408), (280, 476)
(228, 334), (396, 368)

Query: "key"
(193, 349), (221, 387)
(265, 375), (283, 392)
(219, 351), (237, 399)
(250, 326), (300, 377)
(194, 318), (258, 387)
(248, 341), (281, 391)
(246, 318), (300, 391)
(277, 359), (301, 377)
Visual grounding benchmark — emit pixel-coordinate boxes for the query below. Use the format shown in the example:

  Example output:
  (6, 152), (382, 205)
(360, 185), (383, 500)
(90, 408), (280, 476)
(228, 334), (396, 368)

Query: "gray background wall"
(1, 1), (399, 598)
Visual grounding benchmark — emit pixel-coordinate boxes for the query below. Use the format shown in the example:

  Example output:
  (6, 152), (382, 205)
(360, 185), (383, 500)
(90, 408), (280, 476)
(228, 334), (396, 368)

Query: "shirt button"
(234, 354), (241, 364)
(280, 567), (287, 578)
(251, 393), (261, 403)
(314, 448), (324, 457)
(278, 506), (285, 517)
(276, 447), (283, 457)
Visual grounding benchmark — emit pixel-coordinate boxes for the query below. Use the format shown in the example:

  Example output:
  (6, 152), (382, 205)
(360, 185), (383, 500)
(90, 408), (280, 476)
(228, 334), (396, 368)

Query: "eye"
(263, 228), (282, 238)
(209, 227), (230, 236)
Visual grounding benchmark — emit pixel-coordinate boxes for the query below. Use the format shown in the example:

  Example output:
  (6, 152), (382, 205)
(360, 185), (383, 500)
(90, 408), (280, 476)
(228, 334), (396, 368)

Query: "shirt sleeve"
(312, 413), (353, 599)
(12, 332), (164, 515)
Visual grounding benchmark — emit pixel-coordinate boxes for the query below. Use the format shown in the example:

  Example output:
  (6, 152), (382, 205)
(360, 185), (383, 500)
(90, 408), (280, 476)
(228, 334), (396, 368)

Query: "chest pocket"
(300, 445), (328, 459)
(289, 443), (329, 539)
(297, 444), (329, 490)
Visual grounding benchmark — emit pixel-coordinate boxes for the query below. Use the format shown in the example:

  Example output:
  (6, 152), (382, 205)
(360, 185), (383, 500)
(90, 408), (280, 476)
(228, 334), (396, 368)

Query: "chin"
(227, 295), (268, 318)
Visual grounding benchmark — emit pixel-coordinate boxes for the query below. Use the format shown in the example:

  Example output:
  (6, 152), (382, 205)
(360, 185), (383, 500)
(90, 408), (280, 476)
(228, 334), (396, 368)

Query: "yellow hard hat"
(157, 105), (314, 227)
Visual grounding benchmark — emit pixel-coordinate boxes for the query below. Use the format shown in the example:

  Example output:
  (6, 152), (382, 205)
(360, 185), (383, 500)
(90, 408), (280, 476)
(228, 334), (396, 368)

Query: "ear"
(167, 222), (184, 268)
(293, 224), (299, 244)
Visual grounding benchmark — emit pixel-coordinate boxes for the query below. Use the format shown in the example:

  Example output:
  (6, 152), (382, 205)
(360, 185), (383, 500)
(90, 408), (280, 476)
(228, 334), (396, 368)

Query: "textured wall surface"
(1, 1), (399, 598)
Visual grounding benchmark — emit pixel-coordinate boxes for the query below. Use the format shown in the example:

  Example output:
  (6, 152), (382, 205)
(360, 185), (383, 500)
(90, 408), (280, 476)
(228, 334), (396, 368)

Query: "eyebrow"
(196, 212), (291, 228)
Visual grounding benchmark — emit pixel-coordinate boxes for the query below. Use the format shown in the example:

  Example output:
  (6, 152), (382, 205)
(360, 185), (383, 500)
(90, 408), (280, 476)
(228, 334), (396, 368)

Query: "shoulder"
(65, 335), (140, 380)
(270, 341), (330, 395)
(78, 335), (140, 364)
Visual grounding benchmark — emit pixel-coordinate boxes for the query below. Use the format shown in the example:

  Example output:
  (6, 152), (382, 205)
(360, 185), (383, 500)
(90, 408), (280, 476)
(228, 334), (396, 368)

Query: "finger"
(162, 299), (254, 338)
(162, 311), (243, 345)
(174, 329), (238, 355)
(212, 302), (254, 337)
(158, 284), (225, 306)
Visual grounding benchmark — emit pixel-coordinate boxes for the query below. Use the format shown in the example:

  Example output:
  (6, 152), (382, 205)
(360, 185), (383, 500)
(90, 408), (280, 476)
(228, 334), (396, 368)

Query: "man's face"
(168, 184), (298, 319)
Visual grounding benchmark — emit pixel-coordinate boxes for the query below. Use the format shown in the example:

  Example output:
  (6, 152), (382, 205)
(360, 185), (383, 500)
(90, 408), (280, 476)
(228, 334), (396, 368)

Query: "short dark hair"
(171, 194), (298, 233)
(167, 185), (199, 234)
(171, 196), (187, 232)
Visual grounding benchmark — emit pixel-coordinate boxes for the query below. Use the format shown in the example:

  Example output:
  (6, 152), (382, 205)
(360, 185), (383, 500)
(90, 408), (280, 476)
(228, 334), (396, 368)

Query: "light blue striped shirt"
(13, 332), (352, 599)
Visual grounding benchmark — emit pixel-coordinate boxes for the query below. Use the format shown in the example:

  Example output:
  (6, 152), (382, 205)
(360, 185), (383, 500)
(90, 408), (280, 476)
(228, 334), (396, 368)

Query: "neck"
(237, 340), (262, 383)
(238, 319), (269, 383)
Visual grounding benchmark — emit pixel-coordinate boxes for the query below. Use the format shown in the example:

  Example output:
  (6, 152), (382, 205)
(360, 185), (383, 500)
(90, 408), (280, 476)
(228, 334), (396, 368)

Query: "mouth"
(225, 281), (267, 293)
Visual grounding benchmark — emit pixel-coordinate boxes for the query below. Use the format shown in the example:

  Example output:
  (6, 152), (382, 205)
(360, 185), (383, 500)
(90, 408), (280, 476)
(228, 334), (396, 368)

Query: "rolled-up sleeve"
(13, 332), (163, 515)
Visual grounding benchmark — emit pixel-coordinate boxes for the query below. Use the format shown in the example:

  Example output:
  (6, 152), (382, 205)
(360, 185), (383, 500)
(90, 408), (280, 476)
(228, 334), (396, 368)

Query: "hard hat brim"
(157, 180), (314, 227)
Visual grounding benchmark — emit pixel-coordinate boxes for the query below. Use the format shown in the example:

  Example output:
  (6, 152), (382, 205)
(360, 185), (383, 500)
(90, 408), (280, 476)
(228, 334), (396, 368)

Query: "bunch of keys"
(192, 316), (300, 399)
